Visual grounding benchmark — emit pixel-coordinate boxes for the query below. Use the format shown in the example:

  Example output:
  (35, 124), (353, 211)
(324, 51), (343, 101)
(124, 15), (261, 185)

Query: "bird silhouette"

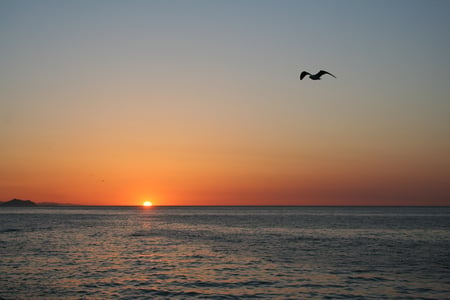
(300, 70), (336, 80)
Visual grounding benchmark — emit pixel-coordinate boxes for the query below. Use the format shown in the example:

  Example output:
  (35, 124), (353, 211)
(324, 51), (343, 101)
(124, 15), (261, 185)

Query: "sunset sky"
(1, 0), (449, 206)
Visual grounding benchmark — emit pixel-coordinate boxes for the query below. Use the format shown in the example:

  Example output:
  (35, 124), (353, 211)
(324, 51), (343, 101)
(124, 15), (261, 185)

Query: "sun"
(143, 201), (153, 207)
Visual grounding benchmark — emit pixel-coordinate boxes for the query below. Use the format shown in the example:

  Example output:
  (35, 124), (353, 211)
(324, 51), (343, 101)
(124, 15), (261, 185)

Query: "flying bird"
(300, 70), (336, 80)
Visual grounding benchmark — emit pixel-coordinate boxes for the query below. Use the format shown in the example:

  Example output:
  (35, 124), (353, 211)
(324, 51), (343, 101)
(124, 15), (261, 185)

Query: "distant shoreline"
(0, 199), (80, 207)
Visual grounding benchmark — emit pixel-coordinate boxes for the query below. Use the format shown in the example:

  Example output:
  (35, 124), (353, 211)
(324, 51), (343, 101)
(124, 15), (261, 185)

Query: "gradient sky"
(1, 0), (449, 206)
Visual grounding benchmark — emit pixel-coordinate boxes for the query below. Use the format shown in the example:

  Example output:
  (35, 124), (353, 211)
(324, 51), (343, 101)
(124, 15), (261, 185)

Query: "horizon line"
(2, 204), (448, 207)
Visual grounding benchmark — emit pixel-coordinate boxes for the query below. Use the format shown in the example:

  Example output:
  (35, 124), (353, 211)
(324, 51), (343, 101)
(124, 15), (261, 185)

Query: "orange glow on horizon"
(143, 201), (153, 207)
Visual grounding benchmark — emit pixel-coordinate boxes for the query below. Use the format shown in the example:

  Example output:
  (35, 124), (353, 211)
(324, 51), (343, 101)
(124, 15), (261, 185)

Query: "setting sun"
(143, 201), (153, 207)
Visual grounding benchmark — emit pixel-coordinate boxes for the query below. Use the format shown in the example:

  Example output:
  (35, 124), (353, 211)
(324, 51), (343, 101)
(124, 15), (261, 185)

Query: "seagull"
(300, 70), (336, 80)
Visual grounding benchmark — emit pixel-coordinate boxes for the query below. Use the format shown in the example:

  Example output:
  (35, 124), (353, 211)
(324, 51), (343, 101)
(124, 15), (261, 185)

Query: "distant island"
(0, 198), (37, 207)
(0, 198), (77, 207)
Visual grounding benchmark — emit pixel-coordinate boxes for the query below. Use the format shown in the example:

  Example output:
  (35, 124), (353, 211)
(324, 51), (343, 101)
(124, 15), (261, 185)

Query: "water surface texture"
(1, 206), (449, 299)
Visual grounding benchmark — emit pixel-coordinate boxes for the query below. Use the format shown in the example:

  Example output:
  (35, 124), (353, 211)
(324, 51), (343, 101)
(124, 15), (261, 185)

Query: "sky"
(1, 0), (449, 206)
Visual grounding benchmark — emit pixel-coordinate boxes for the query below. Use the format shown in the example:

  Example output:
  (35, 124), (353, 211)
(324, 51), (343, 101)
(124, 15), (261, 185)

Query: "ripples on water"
(1, 206), (449, 299)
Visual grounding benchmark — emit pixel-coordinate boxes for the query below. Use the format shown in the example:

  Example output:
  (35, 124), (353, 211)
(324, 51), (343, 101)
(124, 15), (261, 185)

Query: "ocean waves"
(1, 206), (449, 299)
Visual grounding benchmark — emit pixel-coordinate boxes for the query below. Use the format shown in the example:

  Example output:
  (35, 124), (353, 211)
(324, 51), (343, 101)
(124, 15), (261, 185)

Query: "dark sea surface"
(1, 206), (449, 299)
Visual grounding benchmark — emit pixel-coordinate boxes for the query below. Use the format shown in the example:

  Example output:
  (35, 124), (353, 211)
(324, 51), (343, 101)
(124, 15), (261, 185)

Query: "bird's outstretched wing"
(300, 71), (310, 80)
(317, 70), (336, 78)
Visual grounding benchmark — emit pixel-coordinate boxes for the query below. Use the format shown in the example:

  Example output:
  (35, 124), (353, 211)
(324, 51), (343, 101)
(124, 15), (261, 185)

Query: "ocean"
(0, 206), (449, 299)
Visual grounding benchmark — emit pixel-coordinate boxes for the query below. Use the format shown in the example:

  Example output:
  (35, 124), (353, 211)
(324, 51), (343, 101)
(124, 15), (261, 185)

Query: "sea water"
(1, 206), (449, 299)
